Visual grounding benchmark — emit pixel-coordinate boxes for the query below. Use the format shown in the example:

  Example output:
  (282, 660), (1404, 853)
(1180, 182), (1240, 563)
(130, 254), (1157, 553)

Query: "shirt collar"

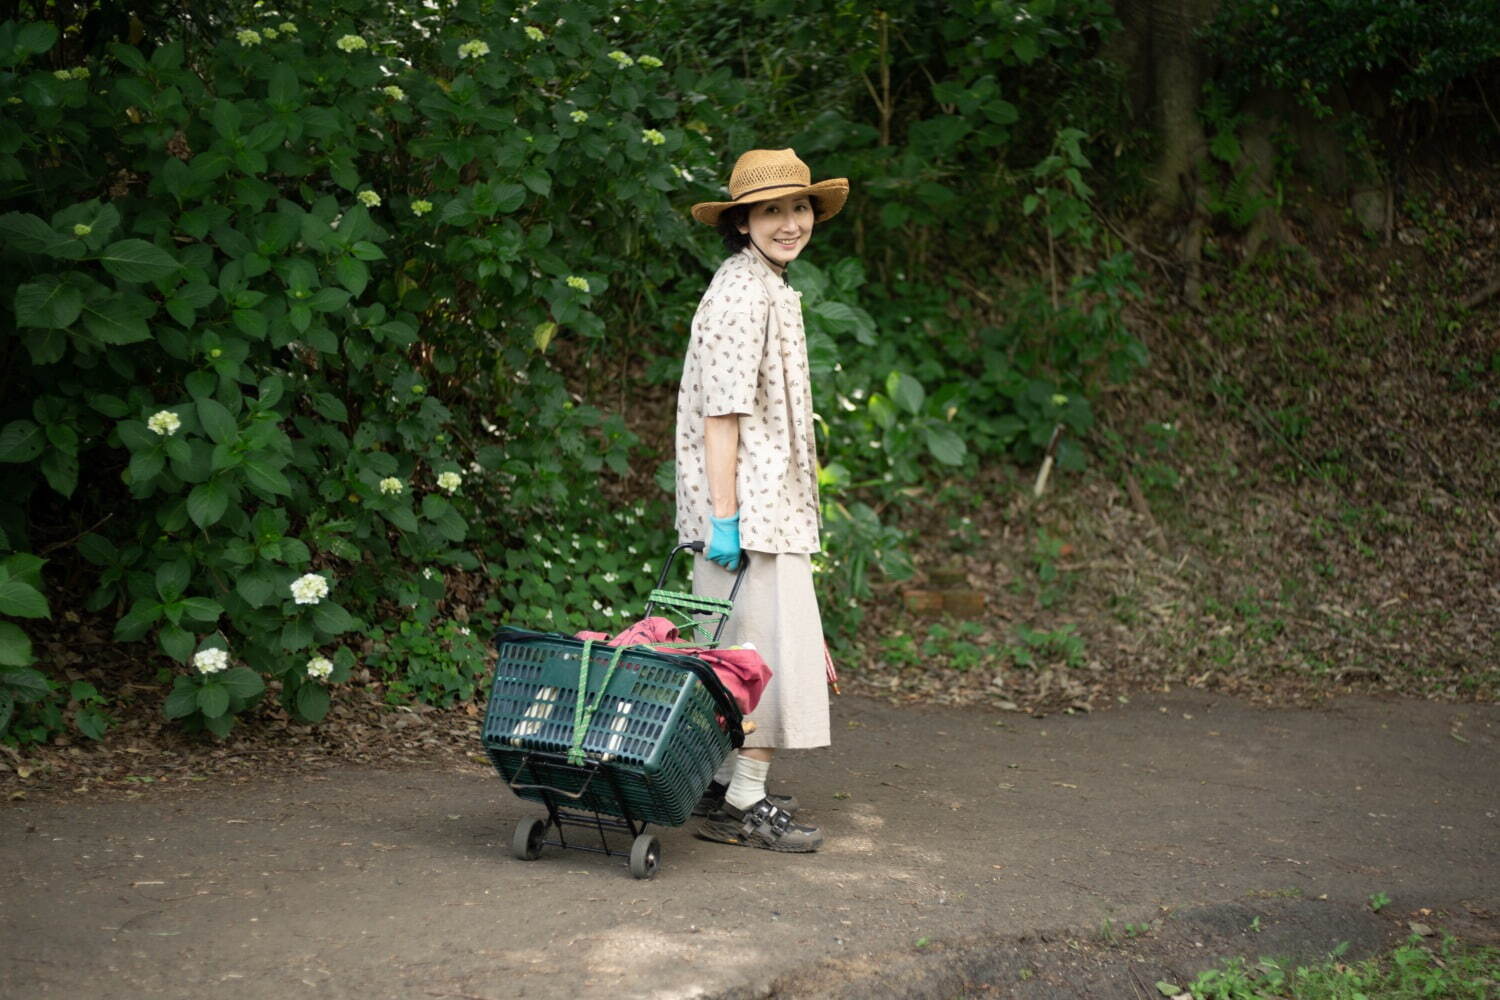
(741, 244), (790, 286)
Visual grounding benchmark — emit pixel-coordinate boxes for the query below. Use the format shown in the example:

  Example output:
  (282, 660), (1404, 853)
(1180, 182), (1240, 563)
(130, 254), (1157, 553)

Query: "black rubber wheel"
(629, 833), (661, 879)
(512, 817), (546, 861)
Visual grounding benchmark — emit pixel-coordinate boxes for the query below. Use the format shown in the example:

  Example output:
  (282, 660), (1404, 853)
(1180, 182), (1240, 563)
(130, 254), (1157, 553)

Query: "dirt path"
(3, 693), (1496, 999)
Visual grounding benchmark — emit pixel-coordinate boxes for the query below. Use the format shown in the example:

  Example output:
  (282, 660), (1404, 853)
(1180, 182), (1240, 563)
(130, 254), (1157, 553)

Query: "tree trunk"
(1109, 0), (1221, 217)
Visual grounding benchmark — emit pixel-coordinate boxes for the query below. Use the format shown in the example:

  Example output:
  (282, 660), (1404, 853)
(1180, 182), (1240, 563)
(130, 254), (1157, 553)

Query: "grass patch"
(1180, 934), (1498, 999)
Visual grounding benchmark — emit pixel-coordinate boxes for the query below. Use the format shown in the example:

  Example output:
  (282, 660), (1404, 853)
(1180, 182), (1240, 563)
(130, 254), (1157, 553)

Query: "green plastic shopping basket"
(480, 541), (747, 878)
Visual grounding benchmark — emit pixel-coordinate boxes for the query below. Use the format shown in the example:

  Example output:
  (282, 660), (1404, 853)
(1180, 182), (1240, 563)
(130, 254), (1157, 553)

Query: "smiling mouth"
(773, 237), (800, 248)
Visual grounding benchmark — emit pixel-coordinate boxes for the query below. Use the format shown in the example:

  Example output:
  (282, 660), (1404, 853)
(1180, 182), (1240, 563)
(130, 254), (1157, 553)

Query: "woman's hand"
(708, 512), (743, 570)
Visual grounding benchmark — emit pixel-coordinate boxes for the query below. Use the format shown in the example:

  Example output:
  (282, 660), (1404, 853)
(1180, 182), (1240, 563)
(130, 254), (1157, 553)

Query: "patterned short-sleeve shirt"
(676, 247), (821, 554)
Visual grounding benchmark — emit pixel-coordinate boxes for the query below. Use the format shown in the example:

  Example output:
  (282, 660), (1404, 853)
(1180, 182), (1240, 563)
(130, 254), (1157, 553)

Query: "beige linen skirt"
(691, 550), (831, 750)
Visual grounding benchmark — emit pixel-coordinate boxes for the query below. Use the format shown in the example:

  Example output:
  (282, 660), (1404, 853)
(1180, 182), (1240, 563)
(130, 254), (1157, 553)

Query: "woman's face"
(738, 194), (815, 269)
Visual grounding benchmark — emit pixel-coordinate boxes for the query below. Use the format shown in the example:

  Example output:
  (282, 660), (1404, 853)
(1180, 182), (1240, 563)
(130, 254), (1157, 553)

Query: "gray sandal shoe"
(695, 797), (824, 853)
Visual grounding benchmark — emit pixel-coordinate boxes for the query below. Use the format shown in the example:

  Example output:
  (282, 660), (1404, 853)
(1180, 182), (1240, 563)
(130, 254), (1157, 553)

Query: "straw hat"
(690, 148), (849, 226)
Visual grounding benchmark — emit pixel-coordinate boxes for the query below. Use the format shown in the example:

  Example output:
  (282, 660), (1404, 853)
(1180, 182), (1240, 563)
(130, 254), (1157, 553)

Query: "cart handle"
(645, 541), (748, 645)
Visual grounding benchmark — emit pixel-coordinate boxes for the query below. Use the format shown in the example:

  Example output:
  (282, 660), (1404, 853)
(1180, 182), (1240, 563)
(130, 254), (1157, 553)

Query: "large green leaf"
(0, 665), (50, 701)
(334, 255), (368, 295)
(267, 63), (300, 106)
(114, 599), (162, 640)
(156, 560), (190, 601)
(187, 479), (229, 527)
(180, 597), (224, 623)
(243, 456), (291, 496)
(0, 580), (48, 619)
(312, 601), (353, 636)
(196, 397), (238, 444)
(15, 21), (59, 57)
(15, 277), (83, 328)
(281, 618), (313, 651)
(221, 666), (264, 699)
(295, 682), (330, 722)
(0, 212), (78, 257)
(888, 372), (927, 415)
(236, 570), (275, 608)
(40, 450), (77, 497)
(81, 295), (152, 344)
(159, 623), (195, 662)
(924, 425), (968, 466)
(98, 239), (180, 283)
(0, 622), (34, 667)
(163, 678), (200, 719)
(0, 420), (45, 463)
(197, 682), (230, 718)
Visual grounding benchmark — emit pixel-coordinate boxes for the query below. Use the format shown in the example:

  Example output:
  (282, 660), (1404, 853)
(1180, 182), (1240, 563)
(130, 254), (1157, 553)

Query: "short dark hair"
(715, 205), (751, 254)
(714, 196), (822, 254)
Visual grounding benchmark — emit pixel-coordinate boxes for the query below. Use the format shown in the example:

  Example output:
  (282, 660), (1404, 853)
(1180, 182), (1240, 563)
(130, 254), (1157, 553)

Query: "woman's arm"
(704, 413), (739, 517)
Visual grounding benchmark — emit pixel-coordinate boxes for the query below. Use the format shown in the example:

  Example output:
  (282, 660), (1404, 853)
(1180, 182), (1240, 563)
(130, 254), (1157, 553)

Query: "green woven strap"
(648, 589), (732, 613)
(566, 640), (632, 766)
(648, 589), (732, 643)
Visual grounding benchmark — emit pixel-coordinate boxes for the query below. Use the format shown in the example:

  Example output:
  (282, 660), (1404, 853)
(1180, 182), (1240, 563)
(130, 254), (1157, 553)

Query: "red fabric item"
(573, 616), (772, 714)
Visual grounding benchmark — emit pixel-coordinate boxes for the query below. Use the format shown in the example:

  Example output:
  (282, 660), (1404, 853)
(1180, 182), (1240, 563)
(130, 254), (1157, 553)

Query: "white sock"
(724, 755), (770, 811)
(713, 755), (738, 786)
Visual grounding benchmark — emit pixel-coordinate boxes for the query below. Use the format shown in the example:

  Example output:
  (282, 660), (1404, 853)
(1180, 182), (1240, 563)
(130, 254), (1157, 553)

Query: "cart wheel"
(512, 817), (546, 861)
(629, 833), (661, 879)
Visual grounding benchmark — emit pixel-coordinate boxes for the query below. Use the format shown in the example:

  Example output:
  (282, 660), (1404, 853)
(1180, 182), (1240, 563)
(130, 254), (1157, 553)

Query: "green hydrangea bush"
(0, 2), (745, 739)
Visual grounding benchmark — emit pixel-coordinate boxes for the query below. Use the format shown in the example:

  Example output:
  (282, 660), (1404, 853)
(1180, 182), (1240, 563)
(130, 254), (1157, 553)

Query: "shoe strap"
(740, 799), (794, 837)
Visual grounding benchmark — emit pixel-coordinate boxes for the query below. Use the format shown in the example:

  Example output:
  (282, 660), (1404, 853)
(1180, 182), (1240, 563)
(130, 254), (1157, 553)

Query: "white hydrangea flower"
(628, 546), (638, 555)
(279, 21), (297, 33)
(459, 626), (471, 636)
(336, 34), (367, 52)
(194, 648), (230, 675)
(641, 563), (652, 574)
(306, 656), (333, 680)
(382, 85), (406, 101)
(592, 599), (602, 611)
(607, 50), (633, 68)
(640, 128), (665, 146)
(378, 477), (403, 495)
(603, 607), (614, 617)
(54, 69), (72, 80)
(422, 567), (434, 579)
(603, 572), (616, 583)
(542, 559), (552, 569)
(437, 471), (462, 493)
(290, 573), (330, 605)
(411, 199), (433, 216)
(569, 109), (589, 124)
(458, 39), (490, 59)
(147, 410), (181, 436)
(638, 55), (663, 68)
(1050, 393), (1069, 406)
(73, 223), (92, 236)
(524, 26), (545, 42)
(357, 190), (381, 207)
(236, 29), (262, 46)
(565, 275), (590, 293)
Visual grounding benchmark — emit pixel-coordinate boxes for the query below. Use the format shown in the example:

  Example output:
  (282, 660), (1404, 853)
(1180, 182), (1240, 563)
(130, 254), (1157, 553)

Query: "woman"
(676, 148), (849, 853)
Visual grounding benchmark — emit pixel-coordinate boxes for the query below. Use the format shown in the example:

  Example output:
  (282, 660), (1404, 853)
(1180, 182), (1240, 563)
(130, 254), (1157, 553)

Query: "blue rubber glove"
(707, 512), (743, 571)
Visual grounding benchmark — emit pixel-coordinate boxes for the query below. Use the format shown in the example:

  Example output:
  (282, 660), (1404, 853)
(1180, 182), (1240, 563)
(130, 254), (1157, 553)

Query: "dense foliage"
(1205, 0), (1500, 123)
(17, 0), (1491, 745)
(0, 0), (1160, 744)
